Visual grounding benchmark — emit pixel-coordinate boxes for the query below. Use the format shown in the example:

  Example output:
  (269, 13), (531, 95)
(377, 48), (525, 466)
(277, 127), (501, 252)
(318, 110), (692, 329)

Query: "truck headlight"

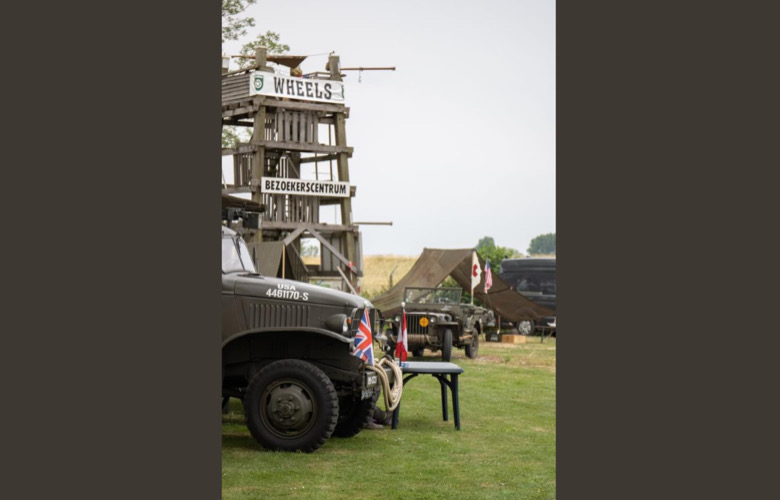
(325, 313), (349, 334)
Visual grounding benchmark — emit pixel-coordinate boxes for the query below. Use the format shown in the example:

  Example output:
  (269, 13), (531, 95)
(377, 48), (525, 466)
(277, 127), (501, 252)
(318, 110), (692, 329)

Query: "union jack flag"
(353, 309), (374, 366)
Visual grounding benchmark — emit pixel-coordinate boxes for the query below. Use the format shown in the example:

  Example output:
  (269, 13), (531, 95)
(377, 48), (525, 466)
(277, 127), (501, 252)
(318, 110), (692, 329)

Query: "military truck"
(387, 287), (490, 361)
(221, 226), (396, 452)
(499, 258), (556, 335)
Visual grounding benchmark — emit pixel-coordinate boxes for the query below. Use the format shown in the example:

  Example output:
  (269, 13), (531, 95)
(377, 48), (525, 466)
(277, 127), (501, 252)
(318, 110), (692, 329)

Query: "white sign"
(261, 177), (350, 198)
(249, 71), (345, 104)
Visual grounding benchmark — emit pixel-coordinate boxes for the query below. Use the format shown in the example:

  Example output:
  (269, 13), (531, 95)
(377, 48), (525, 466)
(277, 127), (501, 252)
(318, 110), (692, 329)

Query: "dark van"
(499, 258), (556, 334)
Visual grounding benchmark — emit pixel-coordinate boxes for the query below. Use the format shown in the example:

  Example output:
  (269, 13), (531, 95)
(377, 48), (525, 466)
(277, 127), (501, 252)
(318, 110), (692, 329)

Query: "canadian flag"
(395, 308), (409, 362)
(471, 251), (482, 293)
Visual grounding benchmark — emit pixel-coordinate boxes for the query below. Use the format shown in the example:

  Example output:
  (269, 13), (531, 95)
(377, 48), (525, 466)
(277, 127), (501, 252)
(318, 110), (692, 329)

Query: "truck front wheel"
(244, 359), (339, 453)
(332, 387), (377, 438)
(441, 329), (453, 362)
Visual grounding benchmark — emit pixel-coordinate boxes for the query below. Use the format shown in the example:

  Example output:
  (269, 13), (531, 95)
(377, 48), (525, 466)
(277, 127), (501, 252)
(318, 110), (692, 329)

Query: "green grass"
(222, 337), (556, 499)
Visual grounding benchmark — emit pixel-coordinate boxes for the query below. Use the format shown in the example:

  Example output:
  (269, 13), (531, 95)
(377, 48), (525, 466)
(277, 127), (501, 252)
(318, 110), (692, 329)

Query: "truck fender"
(222, 326), (352, 350)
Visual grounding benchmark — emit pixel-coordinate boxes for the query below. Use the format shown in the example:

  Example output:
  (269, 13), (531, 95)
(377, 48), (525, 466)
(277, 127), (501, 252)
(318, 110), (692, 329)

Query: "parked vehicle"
(499, 258), (556, 335)
(221, 226), (397, 452)
(387, 287), (490, 361)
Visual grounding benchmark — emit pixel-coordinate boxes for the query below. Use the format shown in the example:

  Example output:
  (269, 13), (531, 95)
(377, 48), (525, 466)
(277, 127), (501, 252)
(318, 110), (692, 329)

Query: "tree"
(222, 0), (258, 42)
(221, 127), (242, 148)
(477, 236), (495, 250)
(300, 239), (320, 257)
(476, 236), (522, 272)
(221, 2), (289, 147)
(527, 233), (556, 255)
(237, 31), (290, 69)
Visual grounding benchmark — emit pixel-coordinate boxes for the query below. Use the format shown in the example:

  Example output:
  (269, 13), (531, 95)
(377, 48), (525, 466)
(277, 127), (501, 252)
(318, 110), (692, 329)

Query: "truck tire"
(332, 387), (377, 438)
(441, 328), (453, 362)
(244, 359), (339, 453)
(465, 326), (480, 359)
(518, 320), (535, 336)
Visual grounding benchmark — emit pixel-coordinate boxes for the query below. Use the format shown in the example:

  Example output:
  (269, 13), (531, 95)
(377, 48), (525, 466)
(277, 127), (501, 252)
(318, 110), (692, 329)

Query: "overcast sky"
(222, 0), (555, 256)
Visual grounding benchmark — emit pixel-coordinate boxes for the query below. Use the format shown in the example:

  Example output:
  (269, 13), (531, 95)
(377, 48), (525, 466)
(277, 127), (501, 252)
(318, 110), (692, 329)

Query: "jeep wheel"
(441, 328), (453, 362)
(244, 359), (339, 453)
(518, 320), (535, 336)
(332, 387), (378, 438)
(465, 331), (479, 359)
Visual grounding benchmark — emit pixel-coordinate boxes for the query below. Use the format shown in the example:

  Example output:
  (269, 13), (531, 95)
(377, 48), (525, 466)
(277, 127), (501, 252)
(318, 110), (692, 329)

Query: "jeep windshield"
(222, 236), (258, 274)
(404, 287), (462, 305)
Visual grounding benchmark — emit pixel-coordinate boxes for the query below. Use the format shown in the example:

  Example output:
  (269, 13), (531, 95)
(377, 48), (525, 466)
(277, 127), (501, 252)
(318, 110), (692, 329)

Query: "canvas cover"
(246, 241), (283, 277)
(371, 248), (555, 322)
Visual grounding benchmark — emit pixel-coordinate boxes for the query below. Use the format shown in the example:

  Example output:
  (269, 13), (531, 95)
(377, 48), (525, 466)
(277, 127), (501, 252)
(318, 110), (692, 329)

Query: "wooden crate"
(501, 334), (527, 344)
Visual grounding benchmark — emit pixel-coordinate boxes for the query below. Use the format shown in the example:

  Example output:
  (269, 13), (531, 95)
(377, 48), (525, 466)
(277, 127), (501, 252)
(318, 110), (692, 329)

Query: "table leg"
(439, 375), (449, 422)
(391, 374), (418, 430)
(452, 374), (460, 430)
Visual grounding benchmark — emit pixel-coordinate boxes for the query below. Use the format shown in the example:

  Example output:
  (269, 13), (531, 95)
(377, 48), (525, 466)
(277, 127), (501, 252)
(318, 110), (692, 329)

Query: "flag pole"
(471, 251), (475, 305)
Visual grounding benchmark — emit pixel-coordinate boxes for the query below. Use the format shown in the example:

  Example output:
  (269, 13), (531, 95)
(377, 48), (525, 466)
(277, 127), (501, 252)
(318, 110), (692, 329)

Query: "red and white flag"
(484, 260), (493, 293)
(395, 308), (409, 362)
(471, 251), (482, 293)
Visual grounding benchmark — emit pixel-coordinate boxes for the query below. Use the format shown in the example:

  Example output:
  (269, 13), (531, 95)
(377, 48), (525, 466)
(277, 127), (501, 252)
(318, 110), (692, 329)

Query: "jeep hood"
(229, 274), (370, 309)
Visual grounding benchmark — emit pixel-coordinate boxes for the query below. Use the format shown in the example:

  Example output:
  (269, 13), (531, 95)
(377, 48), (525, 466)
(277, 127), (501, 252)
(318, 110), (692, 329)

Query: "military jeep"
(221, 226), (393, 452)
(387, 287), (490, 361)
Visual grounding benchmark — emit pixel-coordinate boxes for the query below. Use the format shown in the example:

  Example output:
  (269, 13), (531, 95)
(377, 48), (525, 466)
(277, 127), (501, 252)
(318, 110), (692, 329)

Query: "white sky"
(222, 0), (555, 256)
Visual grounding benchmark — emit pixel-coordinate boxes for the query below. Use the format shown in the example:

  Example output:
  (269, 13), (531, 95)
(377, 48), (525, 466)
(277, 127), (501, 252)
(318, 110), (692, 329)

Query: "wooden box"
(501, 334), (527, 344)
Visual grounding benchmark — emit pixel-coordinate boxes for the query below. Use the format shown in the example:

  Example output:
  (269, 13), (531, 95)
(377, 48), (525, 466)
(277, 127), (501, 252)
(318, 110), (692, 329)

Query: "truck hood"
(227, 273), (371, 310)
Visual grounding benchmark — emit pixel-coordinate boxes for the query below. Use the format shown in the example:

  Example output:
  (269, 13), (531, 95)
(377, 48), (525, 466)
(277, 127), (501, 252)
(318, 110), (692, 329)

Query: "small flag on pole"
(471, 251), (482, 293)
(484, 260), (493, 293)
(353, 309), (375, 365)
(395, 308), (409, 362)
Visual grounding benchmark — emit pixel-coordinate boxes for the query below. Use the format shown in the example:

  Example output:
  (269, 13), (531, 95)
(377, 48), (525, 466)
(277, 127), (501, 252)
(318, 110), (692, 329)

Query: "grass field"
(222, 337), (556, 499)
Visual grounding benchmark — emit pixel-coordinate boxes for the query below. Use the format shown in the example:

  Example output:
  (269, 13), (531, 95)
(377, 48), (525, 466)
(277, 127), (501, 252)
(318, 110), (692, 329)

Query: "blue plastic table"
(391, 361), (465, 430)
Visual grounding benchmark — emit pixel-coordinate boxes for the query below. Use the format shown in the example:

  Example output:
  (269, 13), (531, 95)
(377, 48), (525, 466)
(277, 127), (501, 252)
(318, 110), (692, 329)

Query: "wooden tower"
(221, 48), (362, 292)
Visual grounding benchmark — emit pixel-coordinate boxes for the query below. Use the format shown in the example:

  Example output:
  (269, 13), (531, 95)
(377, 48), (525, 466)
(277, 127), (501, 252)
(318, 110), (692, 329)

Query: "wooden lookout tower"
(221, 49), (363, 292)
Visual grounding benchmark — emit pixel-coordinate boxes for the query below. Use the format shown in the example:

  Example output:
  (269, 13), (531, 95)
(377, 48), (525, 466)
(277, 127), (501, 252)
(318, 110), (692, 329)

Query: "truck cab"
(221, 226), (390, 452)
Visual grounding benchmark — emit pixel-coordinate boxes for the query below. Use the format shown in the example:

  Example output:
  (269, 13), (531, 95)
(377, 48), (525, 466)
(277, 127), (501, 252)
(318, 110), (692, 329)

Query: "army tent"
(371, 248), (554, 322)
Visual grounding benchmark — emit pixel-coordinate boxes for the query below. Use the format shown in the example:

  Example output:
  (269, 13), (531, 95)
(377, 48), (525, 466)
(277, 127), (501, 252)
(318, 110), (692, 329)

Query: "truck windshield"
(222, 237), (258, 274)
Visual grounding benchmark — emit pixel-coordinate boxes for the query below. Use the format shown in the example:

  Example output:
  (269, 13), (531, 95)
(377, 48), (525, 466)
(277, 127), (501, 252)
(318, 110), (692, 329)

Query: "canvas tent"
(371, 248), (555, 322)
